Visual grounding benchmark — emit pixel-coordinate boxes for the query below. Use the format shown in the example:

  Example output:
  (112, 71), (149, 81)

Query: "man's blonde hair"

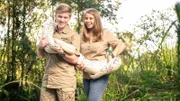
(55, 3), (72, 17)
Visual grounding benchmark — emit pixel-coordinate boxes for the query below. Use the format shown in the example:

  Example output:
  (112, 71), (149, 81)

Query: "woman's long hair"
(81, 8), (104, 42)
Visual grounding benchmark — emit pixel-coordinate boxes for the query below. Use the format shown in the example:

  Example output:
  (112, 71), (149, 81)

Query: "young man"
(37, 3), (80, 101)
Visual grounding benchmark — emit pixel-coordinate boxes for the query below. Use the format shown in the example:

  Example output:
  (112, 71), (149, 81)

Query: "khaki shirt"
(80, 30), (125, 79)
(42, 26), (80, 91)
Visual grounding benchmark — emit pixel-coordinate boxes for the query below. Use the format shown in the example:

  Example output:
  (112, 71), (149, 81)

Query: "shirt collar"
(56, 25), (71, 34)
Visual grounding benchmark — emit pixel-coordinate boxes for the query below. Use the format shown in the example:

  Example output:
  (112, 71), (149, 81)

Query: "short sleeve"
(71, 34), (81, 56)
(105, 30), (126, 57)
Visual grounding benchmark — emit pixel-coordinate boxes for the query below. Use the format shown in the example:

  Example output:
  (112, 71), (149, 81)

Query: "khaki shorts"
(40, 87), (75, 101)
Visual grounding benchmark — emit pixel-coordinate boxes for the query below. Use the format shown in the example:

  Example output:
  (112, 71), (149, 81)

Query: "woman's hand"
(107, 55), (113, 62)
(76, 59), (85, 71)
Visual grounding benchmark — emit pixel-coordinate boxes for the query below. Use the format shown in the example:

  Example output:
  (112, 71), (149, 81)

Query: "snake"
(37, 19), (121, 79)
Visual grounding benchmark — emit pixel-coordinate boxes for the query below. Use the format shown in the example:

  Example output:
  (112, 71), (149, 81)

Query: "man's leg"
(56, 88), (75, 101)
(40, 87), (58, 101)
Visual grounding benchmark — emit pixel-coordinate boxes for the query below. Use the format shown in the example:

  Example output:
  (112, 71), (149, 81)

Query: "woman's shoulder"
(103, 30), (113, 37)
(79, 33), (85, 43)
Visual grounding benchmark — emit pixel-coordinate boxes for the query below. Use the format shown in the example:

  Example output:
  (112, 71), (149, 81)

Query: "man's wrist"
(38, 46), (44, 51)
(38, 44), (45, 50)
(59, 52), (65, 57)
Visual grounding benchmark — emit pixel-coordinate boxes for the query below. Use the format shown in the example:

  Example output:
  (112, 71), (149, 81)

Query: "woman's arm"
(106, 31), (126, 57)
(112, 41), (126, 57)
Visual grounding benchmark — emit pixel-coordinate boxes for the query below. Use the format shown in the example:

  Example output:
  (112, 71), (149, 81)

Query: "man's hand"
(51, 38), (64, 54)
(38, 38), (49, 49)
(36, 38), (49, 58)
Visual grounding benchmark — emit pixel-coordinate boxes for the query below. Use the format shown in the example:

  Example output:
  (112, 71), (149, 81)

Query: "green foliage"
(99, 45), (179, 101)
(175, 2), (180, 85)
(0, 80), (41, 101)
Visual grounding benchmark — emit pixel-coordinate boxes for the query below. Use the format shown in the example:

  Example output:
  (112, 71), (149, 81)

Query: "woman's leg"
(83, 79), (90, 96)
(83, 75), (109, 101)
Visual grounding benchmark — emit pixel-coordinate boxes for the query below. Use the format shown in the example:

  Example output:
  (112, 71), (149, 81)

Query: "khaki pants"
(40, 87), (75, 101)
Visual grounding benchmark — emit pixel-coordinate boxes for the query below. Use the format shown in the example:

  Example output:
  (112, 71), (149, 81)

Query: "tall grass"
(0, 80), (40, 101)
(101, 45), (179, 101)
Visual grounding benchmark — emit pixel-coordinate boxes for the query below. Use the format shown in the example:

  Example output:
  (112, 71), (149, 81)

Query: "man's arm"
(37, 45), (46, 58)
(36, 38), (49, 58)
(61, 53), (80, 64)
(55, 34), (81, 65)
(63, 53), (84, 70)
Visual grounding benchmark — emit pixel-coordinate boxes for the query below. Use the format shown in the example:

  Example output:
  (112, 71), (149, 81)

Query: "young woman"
(78, 8), (126, 101)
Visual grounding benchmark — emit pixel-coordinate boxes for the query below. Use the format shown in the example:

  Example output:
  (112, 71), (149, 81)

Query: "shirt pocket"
(90, 44), (98, 53)
(92, 42), (107, 54)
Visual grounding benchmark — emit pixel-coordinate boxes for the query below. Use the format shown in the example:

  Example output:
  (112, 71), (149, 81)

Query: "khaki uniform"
(40, 26), (80, 101)
(80, 30), (125, 79)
